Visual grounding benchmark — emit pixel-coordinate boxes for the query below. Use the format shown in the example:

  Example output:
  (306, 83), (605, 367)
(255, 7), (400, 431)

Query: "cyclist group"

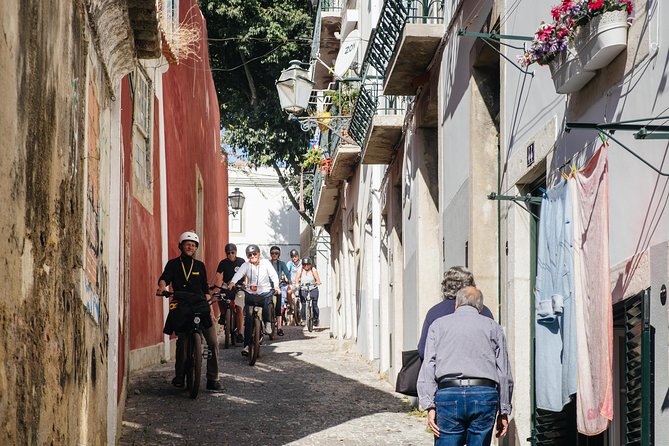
(157, 231), (321, 389)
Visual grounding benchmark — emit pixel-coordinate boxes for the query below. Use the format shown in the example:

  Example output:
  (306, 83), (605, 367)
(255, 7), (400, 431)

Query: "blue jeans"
(434, 386), (498, 446)
(243, 291), (273, 347)
(299, 287), (319, 322)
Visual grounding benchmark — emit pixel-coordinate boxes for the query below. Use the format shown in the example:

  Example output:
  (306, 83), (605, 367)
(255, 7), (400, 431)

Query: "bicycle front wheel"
(249, 317), (260, 366)
(189, 334), (202, 399)
(224, 308), (232, 349)
(268, 301), (276, 340)
(307, 302), (313, 332)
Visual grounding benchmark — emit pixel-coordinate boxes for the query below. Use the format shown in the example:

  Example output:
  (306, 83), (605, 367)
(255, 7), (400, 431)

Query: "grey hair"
(455, 286), (483, 312)
(441, 266), (476, 300)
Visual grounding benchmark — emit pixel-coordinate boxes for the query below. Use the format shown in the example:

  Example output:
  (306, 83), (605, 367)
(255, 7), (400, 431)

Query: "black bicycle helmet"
(301, 257), (312, 266)
(270, 245), (281, 254)
(225, 243), (237, 254)
(245, 244), (260, 256)
(289, 249), (299, 257)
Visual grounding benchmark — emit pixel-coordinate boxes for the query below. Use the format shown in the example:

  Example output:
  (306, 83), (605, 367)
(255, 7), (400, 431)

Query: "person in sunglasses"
(269, 246), (291, 336)
(227, 244), (280, 356)
(214, 243), (246, 343)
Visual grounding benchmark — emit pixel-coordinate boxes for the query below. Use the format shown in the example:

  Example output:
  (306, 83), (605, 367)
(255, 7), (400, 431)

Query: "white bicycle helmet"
(179, 231), (200, 247)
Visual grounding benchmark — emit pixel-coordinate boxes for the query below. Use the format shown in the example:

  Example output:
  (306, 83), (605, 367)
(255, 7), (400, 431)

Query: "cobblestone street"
(119, 326), (432, 445)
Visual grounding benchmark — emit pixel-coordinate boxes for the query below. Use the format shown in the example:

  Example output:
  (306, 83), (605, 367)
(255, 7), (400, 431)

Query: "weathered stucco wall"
(0, 1), (111, 443)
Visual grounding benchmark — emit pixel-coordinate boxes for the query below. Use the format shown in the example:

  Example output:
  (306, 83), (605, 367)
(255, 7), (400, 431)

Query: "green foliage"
(199, 0), (316, 219)
(325, 84), (360, 115)
(301, 145), (324, 169)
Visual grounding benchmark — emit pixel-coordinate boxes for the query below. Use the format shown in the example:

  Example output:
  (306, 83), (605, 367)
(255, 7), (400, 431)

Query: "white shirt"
(230, 259), (279, 295)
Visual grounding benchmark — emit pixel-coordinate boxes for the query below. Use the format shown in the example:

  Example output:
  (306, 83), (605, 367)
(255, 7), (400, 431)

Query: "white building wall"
(227, 165), (301, 259)
(501, 0), (668, 441)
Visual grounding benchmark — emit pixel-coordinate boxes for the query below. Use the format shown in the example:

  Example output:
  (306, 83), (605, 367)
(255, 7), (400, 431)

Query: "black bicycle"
(210, 284), (239, 349)
(299, 283), (318, 332)
(158, 290), (215, 399)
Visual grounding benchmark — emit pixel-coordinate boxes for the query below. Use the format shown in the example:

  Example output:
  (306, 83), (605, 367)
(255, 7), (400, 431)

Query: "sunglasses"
(247, 252), (259, 258)
(270, 251), (280, 255)
(226, 251), (236, 255)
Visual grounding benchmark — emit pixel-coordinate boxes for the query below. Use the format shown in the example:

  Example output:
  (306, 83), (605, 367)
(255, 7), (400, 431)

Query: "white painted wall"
(227, 165), (301, 259)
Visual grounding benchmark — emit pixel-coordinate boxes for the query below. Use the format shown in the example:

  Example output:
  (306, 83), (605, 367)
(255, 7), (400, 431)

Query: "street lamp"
(275, 60), (314, 115)
(228, 188), (245, 216)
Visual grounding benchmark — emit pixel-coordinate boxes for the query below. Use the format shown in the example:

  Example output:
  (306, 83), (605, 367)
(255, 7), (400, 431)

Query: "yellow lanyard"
(180, 258), (194, 282)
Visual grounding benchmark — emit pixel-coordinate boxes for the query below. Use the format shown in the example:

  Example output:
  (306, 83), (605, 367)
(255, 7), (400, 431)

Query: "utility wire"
(209, 42), (287, 72)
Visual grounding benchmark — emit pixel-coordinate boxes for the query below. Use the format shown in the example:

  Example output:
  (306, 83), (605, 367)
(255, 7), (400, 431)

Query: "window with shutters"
(131, 66), (154, 210)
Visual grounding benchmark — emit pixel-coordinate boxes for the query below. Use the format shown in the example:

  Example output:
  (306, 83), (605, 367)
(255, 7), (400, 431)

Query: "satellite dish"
(334, 29), (360, 78)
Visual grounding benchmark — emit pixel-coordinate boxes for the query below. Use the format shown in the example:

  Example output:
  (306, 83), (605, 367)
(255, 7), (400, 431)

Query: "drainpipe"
(497, 135), (502, 323)
(152, 60), (170, 360)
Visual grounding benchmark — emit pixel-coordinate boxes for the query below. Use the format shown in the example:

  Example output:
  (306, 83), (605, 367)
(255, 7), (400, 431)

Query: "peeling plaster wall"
(0, 0), (138, 443)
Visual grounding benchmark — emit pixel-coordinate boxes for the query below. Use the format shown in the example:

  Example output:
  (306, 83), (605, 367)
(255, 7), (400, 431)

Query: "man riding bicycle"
(227, 244), (280, 357)
(214, 243), (245, 343)
(286, 249), (301, 325)
(269, 246), (291, 336)
(295, 257), (322, 327)
(156, 231), (221, 391)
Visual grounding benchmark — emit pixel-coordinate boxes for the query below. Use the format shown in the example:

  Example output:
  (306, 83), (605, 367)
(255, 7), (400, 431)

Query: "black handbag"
(395, 349), (422, 397)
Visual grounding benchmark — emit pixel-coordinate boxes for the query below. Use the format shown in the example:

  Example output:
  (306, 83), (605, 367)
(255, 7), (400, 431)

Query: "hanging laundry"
(534, 179), (577, 412)
(570, 145), (614, 435)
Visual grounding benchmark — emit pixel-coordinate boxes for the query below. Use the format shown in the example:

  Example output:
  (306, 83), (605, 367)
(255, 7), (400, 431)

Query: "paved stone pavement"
(119, 325), (432, 446)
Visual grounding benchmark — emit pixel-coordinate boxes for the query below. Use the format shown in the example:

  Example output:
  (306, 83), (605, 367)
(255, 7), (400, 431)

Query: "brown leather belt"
(438, 378), (497, 389)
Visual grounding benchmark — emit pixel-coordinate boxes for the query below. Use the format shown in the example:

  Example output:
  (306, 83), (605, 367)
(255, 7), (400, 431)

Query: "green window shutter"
(624, 289), (653, 446)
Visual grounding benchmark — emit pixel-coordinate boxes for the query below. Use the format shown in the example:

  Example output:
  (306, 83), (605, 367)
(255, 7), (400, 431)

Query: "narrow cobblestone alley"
(120, 326), (432, 445)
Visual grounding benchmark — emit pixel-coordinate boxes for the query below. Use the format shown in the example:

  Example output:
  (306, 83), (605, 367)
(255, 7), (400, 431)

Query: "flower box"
(575, 10), (629, 71)
(549, 47), (595, 94)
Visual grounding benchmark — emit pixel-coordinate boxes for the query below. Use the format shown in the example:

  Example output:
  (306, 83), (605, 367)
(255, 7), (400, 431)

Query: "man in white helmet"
(157, 231), (221, 391)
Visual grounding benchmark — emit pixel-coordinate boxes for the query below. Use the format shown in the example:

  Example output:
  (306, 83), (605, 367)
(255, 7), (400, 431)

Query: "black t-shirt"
(159, 254), (209, 295)
(217, 257), (246, 284)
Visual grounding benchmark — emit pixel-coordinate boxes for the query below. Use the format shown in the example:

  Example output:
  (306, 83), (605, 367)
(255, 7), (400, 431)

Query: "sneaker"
(241, 346), (249, 356)
(171, 376), (184, 388)
(206, 380), (222, 391)
(277, 329), (284, 336)
(313, 319), (319, 327)
(236, 333), (244, 343)
(265, 322), (273, 335)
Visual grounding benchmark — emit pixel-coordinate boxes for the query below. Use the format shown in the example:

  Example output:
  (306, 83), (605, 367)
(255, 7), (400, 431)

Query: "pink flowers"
(518, 0), (633, 67)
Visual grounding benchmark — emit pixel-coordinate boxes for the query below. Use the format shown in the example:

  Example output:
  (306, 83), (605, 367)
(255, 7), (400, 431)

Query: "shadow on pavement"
(120, 326), (420, 446)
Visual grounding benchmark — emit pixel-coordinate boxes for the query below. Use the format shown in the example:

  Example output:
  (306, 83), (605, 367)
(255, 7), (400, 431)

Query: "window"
(132, 66), (154, 209)
(164, 0), (180, 37)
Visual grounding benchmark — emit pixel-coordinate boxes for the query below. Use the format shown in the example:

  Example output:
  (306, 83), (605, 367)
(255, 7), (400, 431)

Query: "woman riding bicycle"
(227, 244), (280, 356)
(294, 257), (322, 327)
(156, 231), (221, 391)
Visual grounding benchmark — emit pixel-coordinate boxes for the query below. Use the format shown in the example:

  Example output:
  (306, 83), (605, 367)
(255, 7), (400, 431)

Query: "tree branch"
(272, 162), (314, 228)
(239, 50), (257, 107)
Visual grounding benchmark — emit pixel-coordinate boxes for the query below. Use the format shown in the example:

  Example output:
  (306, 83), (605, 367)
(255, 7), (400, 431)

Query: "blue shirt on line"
(417, 299), (494, 359)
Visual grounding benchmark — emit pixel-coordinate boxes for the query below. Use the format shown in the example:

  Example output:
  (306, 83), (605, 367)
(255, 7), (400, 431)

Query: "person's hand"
(496, 413), (508, 438)
(227, 282), (234, 290)
(156, 287), (165, 296)
(427, 408), (439, 437)
(274, 287), (280, 295)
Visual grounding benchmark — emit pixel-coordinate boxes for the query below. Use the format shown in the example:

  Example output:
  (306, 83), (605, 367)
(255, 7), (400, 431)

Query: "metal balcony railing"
(361, 0), (444, 78)
(320, 0), (343, 13)
(348, 0), (442, 147)
(348, 82), (408, 146)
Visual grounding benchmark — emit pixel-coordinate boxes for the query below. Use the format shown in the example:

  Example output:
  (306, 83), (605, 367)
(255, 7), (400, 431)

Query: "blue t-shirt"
(417, 299), (494, 359)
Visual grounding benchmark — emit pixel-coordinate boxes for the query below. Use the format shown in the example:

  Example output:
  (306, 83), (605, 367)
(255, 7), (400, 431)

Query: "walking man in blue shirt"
(417, 286), (513, 445)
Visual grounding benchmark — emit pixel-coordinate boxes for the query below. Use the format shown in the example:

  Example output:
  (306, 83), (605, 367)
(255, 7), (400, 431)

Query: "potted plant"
(572, 0), (633, 70)
(518, 20), (594, 94)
